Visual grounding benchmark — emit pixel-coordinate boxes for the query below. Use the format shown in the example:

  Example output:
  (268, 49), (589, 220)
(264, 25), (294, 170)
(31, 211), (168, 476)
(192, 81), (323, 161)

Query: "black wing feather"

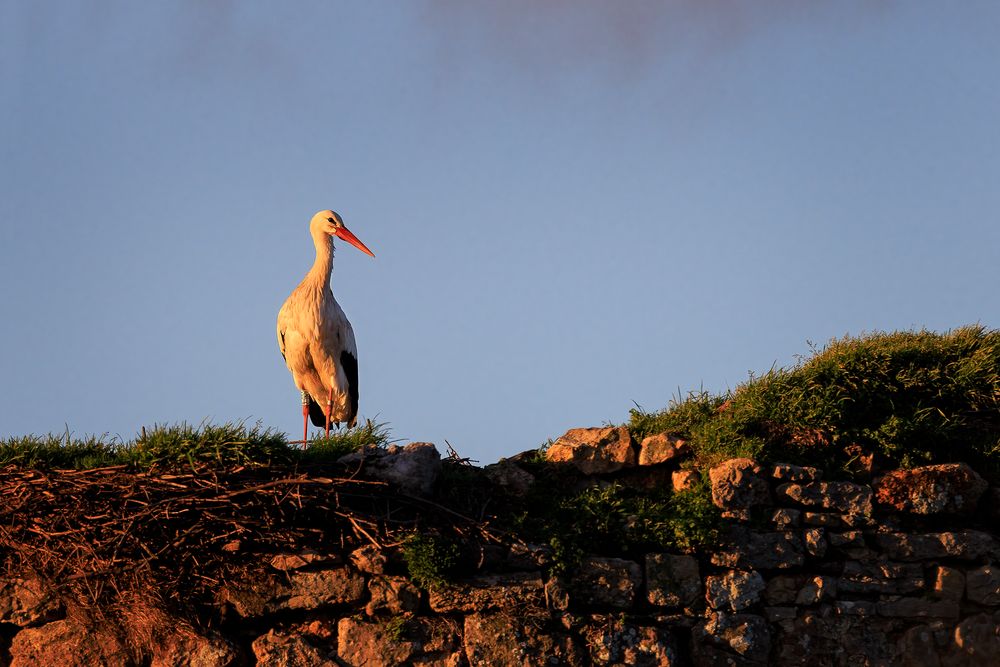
(340, 350), (359, 427)
(307, 396), (326, 427)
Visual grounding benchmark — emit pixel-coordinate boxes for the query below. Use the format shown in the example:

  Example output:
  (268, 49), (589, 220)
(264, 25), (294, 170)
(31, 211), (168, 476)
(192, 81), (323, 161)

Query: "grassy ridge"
(629, 325), (1000, 477)
(0, 420), (390, 470)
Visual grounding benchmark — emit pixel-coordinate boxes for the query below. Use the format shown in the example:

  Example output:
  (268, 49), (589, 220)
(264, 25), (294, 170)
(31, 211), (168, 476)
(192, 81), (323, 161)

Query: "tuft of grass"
(629, 326), (1000, 477)
(0, 420), (392, 471)
(0, 433), (128, 470)
(131, 421), (291, 468)
(298, 420), (391, 464)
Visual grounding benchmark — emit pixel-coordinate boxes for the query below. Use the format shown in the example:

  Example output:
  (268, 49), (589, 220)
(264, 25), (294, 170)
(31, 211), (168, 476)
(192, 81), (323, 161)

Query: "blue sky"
(2, 2), (998, 463)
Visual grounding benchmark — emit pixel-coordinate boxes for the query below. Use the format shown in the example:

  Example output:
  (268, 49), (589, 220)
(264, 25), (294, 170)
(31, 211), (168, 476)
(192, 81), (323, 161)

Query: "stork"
(277, 210), (374, 445)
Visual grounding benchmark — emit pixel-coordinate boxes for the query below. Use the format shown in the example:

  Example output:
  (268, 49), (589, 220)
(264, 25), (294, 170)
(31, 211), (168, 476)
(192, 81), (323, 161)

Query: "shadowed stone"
(646, 553), (701, 607)
(965, 565), (1000, 606)
(709, 459), (771, 512)
(571, 557), (642, 608)
(705, 570), (765, 612)
(776, 481), (873, 516)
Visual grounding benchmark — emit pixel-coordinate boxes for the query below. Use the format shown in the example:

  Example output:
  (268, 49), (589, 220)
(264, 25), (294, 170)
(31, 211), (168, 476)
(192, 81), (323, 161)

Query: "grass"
(509, 473), (722, 574)
(0, 420), (391, 471)
(401, 532), (461, 590)
(629, 326), (1000, 477)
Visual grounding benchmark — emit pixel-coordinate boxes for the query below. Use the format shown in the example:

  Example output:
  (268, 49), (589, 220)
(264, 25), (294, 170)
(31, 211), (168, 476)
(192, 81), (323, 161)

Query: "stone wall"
(2, 431), (1000, 665)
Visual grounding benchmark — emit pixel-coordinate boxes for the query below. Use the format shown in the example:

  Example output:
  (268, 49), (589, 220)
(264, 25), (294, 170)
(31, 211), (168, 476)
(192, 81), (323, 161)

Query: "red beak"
(334, 226), (375, 258)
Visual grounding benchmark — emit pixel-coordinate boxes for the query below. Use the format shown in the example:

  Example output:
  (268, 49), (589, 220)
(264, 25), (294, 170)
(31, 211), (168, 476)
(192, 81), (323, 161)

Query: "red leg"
(301, 391), (310, 448)
(325, 384), (334, 438)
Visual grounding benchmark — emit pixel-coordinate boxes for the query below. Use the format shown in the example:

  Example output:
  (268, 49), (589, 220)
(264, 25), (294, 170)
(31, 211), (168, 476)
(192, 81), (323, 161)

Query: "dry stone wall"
(2, 429), (1000, 665)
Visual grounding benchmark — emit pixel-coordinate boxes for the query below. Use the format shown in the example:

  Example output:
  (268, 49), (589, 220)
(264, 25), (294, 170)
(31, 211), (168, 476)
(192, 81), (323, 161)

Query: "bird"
(277, 210), (374, 445)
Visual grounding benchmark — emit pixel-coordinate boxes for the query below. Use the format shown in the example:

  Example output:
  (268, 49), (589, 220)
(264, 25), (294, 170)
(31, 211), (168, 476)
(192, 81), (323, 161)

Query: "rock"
(9, 619), (131, 667)
(931, 566), (966, 601)
(0, 577), (59, 626)
(795, 576), (836, 605)
(484, 460), (535, 496)
(966, 565), (1000, 606)
(802, 511), (867, 529)
(943, 613), (1000, 666)
(874, 530), (998, 561)
(638, 432), (690, 466)
(772, 463), (821, 482)
(692, 613), (771, 666)
(385, 442), (443, 496)
(875, 463), (988, 515)
(581, 617), (681, 665)
(350, 544), (388, 574)
(462, 611), (584, 666)
(774, 612), (904, 665)
(646, 553), (701, 607)
(151, 631), (238, 667)
(876, 597), (960, 618)
(708, 458), (771, 512)
(803, 528), (827, 558)
(765, 575), (806, 606)
(835, 600), (877, 616)
(366, 575), (422, 616)
(253, 630), (335, 667)
(222, 567), (366, 617)
(705, 570), (765, 612)
(838, 561), (925, 595)
(899, 625), (942, 667)
(338, 617), (463, 667)
(771, 508), (801, 530)
(710, 528), (805, 570)
(429, 572), (545, 613)
(571, 556), (642, 608)
(672, 470), (700, 492)
(545, 426), (636, 474)
(776, 481), (873, 516)
(827, 530), (869, 558)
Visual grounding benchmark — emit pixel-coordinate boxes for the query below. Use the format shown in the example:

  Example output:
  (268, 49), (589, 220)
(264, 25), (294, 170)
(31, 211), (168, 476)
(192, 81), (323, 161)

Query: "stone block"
(705, 570), (765, 612)
(571, 556), (641, 609)
(776, 481), (873, 516)
(646, 553), (701, 607)
(545, 427), (636, 474)
(965, 565), (1000, 606)
(428, 572), (545, 613)
(709, 458), (771, 511)
(838, 561), (925, 595)
(875, 463), (988, 515)
(638, 432), (690, 466)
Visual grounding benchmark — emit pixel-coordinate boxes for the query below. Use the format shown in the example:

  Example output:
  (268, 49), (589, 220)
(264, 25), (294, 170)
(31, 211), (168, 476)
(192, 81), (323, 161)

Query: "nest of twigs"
(0, 459), (499, 626)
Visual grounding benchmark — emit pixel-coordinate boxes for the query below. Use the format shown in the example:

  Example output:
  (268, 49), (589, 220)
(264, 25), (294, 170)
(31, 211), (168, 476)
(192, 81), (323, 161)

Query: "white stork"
(277, 210), (374, 444)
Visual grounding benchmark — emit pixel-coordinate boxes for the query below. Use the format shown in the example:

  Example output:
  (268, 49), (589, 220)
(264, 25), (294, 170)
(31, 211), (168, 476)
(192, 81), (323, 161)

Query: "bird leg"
(325, 384), (334, 438)
(301, 390), (310, 448)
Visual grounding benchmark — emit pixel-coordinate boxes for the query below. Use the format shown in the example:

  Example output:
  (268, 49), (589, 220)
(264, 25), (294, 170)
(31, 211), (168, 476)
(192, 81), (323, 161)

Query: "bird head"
(310, 210), (375, 257)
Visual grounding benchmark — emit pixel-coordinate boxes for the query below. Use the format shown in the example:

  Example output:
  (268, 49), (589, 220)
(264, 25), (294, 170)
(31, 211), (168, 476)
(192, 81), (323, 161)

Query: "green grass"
(402, 532), (461, 589)
(629, 326), (1000, 477)
(510, 475), (722, 574)
(0, 420), (390, 471)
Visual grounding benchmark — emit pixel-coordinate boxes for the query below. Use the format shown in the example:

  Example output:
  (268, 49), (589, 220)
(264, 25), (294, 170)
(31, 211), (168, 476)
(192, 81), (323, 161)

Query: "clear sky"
(2, 2), (998, 464)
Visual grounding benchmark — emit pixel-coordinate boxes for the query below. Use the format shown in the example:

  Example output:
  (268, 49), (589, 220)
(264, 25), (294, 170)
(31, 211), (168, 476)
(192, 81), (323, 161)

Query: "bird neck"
(308, 231), (334, 289)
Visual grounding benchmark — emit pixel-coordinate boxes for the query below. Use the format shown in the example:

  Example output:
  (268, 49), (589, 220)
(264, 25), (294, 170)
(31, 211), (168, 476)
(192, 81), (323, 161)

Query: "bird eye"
(327, 217), (335, 223)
